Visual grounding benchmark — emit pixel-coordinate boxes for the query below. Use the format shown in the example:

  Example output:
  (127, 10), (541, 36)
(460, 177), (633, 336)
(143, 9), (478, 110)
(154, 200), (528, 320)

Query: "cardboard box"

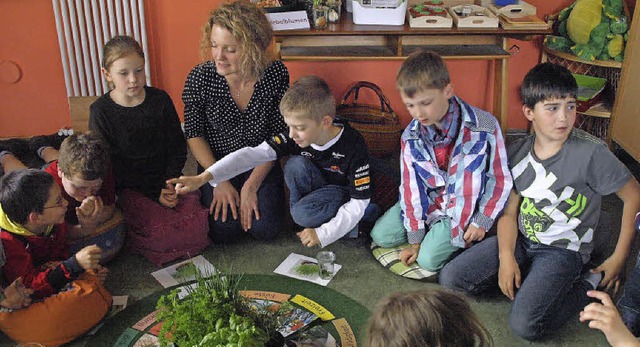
(352, 0), (408, 25)
(449, 4), (498, 28)
(361, 0), (403, 7)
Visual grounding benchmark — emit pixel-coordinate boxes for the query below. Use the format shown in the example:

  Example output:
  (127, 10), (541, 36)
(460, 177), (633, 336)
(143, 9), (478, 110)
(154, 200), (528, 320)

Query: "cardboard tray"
(479, 0), (536, 18)
(499, 14), (548, 30)
(407, 5), (453, 28)
(449, 4), (498, 28)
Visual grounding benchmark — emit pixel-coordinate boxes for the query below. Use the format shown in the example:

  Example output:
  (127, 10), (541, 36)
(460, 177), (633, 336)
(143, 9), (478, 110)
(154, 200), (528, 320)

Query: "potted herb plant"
(156, 267), (285, 347)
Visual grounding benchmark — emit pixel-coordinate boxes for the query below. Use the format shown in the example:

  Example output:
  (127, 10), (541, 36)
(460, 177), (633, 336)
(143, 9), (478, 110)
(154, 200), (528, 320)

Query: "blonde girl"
(89, 35), (209, 265)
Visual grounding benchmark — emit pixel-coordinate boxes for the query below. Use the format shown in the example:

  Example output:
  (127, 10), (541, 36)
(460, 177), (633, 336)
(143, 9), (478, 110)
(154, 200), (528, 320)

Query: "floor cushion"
(0, 273), (111, 346)
(69, 209), (126, 264)
(370, 241), (437, 281)
(117, 189), (211, 266)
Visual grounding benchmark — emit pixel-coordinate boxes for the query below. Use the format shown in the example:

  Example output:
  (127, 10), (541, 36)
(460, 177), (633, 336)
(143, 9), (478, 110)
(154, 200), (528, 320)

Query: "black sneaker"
(27, 135), (54, 157)
(0, 138), (28, 158)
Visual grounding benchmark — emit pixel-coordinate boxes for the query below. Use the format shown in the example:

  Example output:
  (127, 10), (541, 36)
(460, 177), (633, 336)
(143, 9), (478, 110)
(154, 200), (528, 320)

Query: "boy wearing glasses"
(0, 132), (116, 239)
(0, 169), (111, 345)
(1, 132), (124, 263)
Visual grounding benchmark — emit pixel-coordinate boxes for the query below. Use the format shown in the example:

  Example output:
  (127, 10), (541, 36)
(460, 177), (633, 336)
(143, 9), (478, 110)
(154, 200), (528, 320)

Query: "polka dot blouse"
(182, 60), (289, 159)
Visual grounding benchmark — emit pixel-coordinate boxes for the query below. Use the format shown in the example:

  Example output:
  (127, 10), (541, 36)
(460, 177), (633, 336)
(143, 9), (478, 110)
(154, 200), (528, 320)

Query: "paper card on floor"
(291, 294), (335, 321)
(109, 295), (129, 317)
(132, 310), (160, 331)
(151, 255), (215, 288)
(288, 325), (338, 347)
(333, 318), (357, 347)
(277, 305), (318, 337)
(85, 295), (130, 335)
(273, 253), (341, 286)
(240, 290), (291, 303)
(132, 333), (160, 346)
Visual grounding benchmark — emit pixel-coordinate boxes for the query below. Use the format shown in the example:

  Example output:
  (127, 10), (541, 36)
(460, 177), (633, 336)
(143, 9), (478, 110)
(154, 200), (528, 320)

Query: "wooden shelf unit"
(579, 103), (611, 119)
(274, 13), (552, 128)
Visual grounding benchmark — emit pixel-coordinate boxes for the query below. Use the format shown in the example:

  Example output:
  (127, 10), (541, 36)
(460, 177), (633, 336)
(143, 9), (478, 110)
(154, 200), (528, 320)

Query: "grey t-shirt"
(508, 129), (631, 263)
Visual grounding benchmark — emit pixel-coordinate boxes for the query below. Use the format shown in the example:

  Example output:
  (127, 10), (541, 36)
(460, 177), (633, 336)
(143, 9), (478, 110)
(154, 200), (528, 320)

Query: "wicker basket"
(336, 81), (403, 158)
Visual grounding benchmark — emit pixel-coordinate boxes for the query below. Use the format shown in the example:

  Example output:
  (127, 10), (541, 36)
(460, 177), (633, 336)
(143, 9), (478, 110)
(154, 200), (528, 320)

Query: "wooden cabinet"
(273, 13), (551, 128)
(611, 5), (640, 160)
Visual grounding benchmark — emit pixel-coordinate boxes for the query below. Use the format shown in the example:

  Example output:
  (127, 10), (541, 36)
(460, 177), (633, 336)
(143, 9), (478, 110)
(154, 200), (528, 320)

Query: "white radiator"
(52, 0), (151, 97)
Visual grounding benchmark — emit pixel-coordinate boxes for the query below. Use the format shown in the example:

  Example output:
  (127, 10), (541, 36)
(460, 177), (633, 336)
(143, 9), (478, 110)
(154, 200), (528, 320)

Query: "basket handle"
(340, 81), (396, 119)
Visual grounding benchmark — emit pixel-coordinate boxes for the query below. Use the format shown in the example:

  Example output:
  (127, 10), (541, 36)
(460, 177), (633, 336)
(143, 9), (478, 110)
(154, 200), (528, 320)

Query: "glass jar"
(325, 0), (341, 23)
(313, 5), (329, 29)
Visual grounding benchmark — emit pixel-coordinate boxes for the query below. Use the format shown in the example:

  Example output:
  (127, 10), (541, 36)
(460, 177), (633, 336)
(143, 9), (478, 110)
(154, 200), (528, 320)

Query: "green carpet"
(87, 274), (370, 346)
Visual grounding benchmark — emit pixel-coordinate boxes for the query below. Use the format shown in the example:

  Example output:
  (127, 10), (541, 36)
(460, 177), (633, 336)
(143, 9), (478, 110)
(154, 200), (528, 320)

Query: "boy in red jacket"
(0, 169), (111, 345)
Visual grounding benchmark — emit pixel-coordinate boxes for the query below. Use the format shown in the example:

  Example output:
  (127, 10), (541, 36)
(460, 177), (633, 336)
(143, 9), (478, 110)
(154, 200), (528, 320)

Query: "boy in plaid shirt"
(370, 50), (512, 273)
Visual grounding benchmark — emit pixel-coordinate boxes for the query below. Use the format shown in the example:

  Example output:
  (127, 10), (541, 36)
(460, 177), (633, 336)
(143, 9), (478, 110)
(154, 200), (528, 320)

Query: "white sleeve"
(205, 142), (277, 186)
(315, 198), (370, 248)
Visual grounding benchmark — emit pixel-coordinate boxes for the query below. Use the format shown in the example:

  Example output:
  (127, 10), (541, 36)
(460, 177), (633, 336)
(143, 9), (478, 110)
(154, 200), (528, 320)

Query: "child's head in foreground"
(365, 288), (492, 347)
(101, 35), (145, 94)
(396, 50), (454, 128)
(56, 132), (110, 202)
(0, 169), (67, 229)
(279, 76), (336, 147)
(520, 62), (578, 142)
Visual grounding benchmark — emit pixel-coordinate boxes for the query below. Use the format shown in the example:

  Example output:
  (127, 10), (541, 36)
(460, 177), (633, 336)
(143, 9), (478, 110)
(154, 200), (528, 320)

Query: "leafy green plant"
(156, 267), (282, 347)
(294, 263), (318, 277)
(173, 262), (199, 281)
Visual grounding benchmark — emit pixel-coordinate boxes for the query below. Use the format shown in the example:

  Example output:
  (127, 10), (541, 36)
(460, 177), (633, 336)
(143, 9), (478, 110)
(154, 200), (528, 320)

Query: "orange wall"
(0, 0), (69, 137)
(0, 0), (634, 137)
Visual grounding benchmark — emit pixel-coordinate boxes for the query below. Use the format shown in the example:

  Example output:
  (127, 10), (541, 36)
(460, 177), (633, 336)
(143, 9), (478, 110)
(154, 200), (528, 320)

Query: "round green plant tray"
(87, 274), (371, 346)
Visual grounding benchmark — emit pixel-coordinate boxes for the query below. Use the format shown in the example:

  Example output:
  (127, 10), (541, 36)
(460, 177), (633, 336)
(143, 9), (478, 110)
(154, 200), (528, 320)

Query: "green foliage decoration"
(156, 267), (283, 347)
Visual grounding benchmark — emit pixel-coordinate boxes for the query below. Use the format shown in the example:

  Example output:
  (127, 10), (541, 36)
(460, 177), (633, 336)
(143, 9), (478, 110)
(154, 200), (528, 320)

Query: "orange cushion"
(0, 273), (111, 346)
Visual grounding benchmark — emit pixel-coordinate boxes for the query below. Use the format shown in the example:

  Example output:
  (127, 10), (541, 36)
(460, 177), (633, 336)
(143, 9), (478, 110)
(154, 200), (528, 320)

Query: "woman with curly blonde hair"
(366, 288), (493, 347)
(183, 0), (288, 244)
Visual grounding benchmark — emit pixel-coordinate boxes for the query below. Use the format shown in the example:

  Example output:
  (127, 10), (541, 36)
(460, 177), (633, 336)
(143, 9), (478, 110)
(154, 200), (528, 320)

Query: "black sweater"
(89, 86), (187, 201)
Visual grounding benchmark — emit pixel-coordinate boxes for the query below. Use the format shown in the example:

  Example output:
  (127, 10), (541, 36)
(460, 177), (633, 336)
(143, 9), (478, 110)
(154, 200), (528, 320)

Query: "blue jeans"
(440, 235), (591, 340)
(618, 252), (640, 336)
(199, 164), (284, 243)
(284, 156), (350, 228)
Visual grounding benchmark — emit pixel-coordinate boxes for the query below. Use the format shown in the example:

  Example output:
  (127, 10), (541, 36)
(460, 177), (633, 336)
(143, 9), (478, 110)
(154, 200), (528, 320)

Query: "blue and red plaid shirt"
(399, 96), (513, 247)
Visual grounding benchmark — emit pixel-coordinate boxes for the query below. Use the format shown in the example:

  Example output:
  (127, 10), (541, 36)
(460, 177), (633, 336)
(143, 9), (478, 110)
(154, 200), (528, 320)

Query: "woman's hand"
(240, 183), (260, 231)
(212, 181), (239, 222)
